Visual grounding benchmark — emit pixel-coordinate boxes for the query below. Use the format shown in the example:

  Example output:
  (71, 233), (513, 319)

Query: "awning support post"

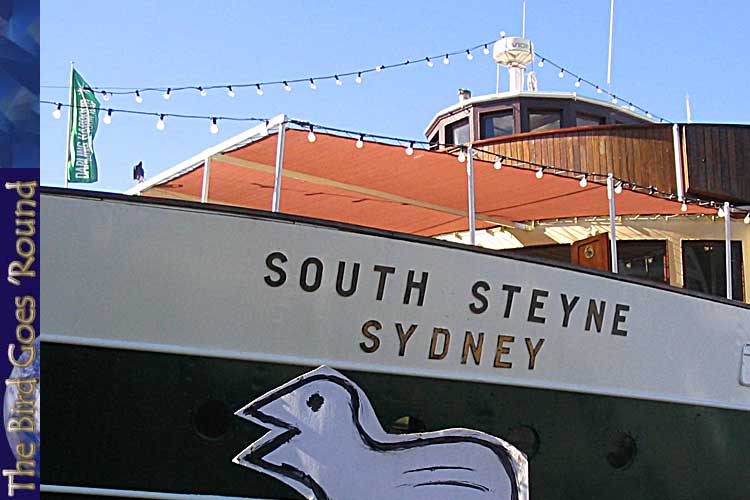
(466, 146), (476, 245)
(272, 118), (287, 213)
(725, 201), (733, 299)
(607, 173), (619, 273)
(200, 156), (211, 203)
(672, 124), (686, 201)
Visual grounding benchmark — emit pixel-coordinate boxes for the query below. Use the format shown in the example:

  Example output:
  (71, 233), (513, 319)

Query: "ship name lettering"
(469, 280), (629, 337)
(264, 251), (429, 306)
(359, 321), (545, 370)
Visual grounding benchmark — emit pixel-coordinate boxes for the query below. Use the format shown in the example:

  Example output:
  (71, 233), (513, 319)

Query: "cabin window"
(446, 118), (470, 145)
(480, 110), (514, 139)
(617, 240), (668, 284)
(682, 241), (744, 300)
(576, 113), (606, 127)
(528, 110), (562, 132)
(504, 244), (571, 263)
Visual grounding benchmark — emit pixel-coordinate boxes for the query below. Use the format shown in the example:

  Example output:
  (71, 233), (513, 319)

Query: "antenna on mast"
(607, 0), (615, 88)
(685, 93), (693, 123)
(522, 0), (527, 38)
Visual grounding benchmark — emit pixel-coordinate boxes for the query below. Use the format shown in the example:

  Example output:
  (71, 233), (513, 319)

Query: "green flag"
(66, 69), (100, 183)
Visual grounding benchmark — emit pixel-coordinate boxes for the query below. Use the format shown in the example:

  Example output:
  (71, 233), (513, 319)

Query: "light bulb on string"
(483, 44), (490, 55)
(156, 114), (166, 130)
(579, 175), (588, 188)
(535, 168), (544, 179)
(283, 81), (292, 92)
(309, 78), (317, 90)
(574, 79), (581, 88)
(405, 142), (414, 156)
(52, 103), (62, 119)
(646, 112), (653, 119)
(443, 54), (450, 65)
(102, 91), (110, 101)
(103, 109), (112, 125)
(256, 84), (263, 96)
(717, 206), (725, 218)
(335, 75), (342, 86)
(493, 157), (504, 170)
(595, 86), (603, 94)
(558, 69), (565, 78)
(426, 57), (434, 67)
(198, 86), (207, 97)
(356, 135), (364, 149)
(457, 149), (466, 163)
(227, 86), (235, 97)
(538, 58), (545, 68)
(611, 96), (618, 104)
(466, 50), (473, 61)
(681, 201), (688, 212)
(355, 73), (363, 84)
(163, 88), (172, 100)
(744, 212), (750, 224)
(375, 65), (384, 72)
(210, 118), (219, 135)
(135, 90), (143, 103)
(614, 182), (623, 194)
(307, 126), (316, 143)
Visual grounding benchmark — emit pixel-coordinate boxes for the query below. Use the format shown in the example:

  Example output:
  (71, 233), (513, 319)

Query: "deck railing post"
(725, 201), (733, 299)
(607, 173), (619, 273)
(272, 118), (287, 213)
(672, 124), (686, 202)
(200, 156), (211, 203)
(466, 146), (476, 245)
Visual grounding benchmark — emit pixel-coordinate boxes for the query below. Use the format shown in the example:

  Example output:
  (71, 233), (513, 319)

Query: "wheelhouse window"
(617, 240), (668, 284)
(428, 133), (439, 150)
(528, 110), (562, 132)
(446, 118), (470, 145)
(682, 240), (744, 300)
(576, 113), (606, 127)
(480, 110), (514, 139)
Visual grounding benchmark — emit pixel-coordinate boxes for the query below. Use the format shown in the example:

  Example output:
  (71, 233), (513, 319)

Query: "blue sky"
(41, 0), (750, 193)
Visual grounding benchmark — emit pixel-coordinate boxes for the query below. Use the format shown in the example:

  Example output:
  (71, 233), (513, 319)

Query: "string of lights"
(43, 100), (747, 222)
(43, 39), (498, 101)
(532, 50), (669, 123)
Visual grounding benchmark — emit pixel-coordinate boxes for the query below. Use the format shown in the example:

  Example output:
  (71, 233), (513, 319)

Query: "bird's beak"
(237, 392), (294, 430)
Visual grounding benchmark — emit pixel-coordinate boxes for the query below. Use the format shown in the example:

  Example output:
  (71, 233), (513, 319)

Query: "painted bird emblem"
(233, 366), (528, 500)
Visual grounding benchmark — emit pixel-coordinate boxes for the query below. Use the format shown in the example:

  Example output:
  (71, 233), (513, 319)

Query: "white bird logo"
(234, 366), (529, 500)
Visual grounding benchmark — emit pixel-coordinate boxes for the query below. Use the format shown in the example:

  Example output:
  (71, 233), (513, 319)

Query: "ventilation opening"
(506, 425), (540, 459)
(607, 432), (637, 469)
(388, 415), (426, 434)
(193, 399), (231, 440)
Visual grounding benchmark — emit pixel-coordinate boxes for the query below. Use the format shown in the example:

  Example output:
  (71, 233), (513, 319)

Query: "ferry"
(42, 36), (750, 500)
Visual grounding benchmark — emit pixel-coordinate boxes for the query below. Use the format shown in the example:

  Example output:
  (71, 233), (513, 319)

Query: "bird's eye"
(306, 393), (324, 412)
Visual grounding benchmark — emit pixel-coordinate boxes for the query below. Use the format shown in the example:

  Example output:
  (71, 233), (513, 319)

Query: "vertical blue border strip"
(0, 0), (40, 498)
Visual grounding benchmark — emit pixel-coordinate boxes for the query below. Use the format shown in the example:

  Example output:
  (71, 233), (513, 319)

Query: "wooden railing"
(472, 123), (750, 203)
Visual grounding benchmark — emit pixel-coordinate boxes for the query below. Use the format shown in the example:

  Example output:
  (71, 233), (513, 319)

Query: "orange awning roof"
(138, 129), (711, 236)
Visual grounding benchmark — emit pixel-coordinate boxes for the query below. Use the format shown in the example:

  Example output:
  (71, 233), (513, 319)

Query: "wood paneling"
(474, 124), (676, 192)
(683, 124), (750, 202)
